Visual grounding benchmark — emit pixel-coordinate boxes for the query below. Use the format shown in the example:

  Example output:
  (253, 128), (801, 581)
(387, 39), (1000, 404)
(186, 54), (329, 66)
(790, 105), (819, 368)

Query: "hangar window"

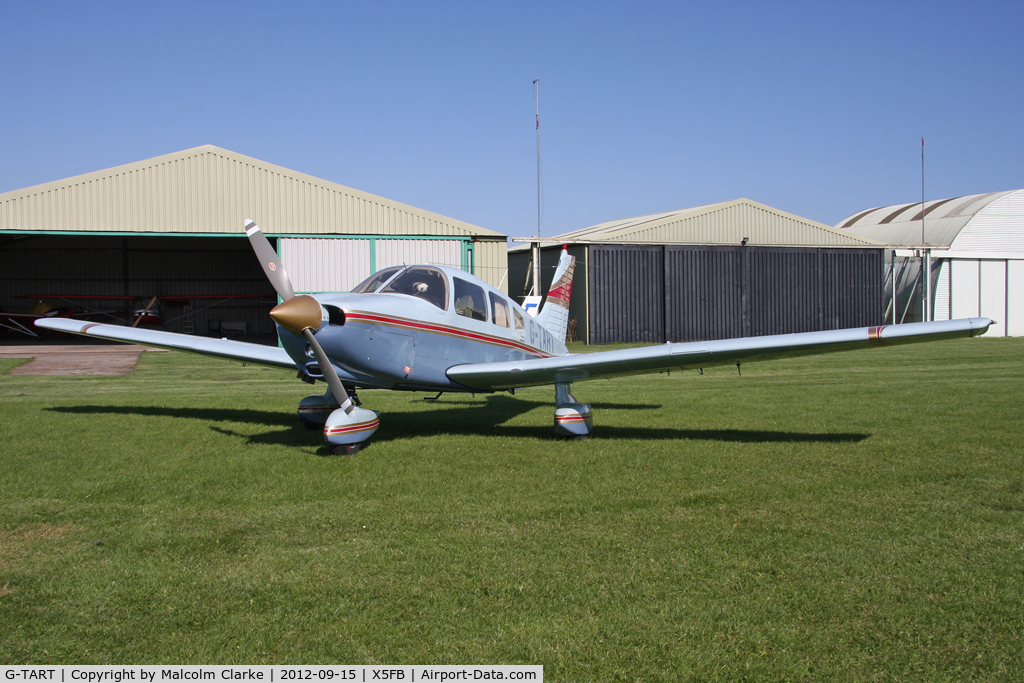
(489, 292), (510, 327)
(351, 266), (403, 294)
(453, 278), (487, 321)
(380, 267), (449, 310)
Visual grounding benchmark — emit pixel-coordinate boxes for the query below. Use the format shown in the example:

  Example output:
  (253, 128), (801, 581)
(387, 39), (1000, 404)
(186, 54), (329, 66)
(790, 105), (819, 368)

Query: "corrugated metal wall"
(589, 246), (665, 343)
(747, 250), (820, 335)
(937, 257), (1022, 337)
(623, 202), (852, 246)
(1008, 260), (1024, 336)
(475, 239), (511, 294)
(281, 238), (372, 293)
(0, 145), (502, 239)
(278, 237), (509, 293)
(1, 146), (510, 295)
(665, 247), (743, 341)
(589, 245), (882, 344)
(575, 200), (878, 247)
(376, 239), (462, 270)
(821, 249), (883, 331)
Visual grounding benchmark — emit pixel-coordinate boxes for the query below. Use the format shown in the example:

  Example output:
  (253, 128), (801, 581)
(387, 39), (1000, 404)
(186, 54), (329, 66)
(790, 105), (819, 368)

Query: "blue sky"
(2, 1), (1021, 235)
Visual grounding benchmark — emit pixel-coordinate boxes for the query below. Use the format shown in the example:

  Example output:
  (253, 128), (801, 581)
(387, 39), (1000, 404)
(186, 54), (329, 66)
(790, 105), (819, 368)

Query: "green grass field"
(1, 338), (1022, 680)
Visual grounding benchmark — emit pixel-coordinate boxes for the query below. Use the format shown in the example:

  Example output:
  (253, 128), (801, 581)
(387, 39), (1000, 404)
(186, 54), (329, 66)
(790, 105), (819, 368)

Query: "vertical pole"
(921, 137), (929, 322)
(924, 248), (931, 322)
(533, 78), (542, 296)
(531, 241), (541, 296)
(891, 249), (897, 324)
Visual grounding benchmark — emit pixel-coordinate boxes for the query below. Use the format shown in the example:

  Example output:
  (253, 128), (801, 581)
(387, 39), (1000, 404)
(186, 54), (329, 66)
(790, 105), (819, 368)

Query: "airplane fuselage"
(277, 266), (567, 393)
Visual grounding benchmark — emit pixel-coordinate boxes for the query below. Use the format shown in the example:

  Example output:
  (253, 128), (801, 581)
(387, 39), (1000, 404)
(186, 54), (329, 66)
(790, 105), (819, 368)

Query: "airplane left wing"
(34, 318), (297, 369)
(447, 318), (993, 391)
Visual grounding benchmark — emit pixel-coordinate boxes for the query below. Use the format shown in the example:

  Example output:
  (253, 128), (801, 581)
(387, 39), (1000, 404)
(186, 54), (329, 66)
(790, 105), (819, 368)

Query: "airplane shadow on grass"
(47, 394), (870, 453)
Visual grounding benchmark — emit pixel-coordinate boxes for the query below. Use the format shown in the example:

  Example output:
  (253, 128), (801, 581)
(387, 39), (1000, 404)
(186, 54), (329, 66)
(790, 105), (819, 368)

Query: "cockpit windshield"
(351, 267), (403, 294)
(380, 267), (449, 310)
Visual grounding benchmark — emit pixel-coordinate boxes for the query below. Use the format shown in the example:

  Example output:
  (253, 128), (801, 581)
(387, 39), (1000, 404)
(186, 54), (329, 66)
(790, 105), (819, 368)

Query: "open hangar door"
(0, 234), (277, 339)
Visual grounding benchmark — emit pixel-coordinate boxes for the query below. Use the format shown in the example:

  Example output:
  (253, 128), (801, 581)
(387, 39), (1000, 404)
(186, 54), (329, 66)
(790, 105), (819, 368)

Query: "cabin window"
(380, 267), (449, 310)
(489, 292), (510, 328)
(514, 308), (524, 330)
(351, 266), (403, 294)
(453, 278), (487, 321)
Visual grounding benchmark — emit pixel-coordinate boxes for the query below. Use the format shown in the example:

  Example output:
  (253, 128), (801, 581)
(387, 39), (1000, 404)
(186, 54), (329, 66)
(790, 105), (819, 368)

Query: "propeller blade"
(132, 296), (158, 327)
(245, 219), (295, 301)
(247, 219), (351, 415)
(302, 328), (353, 416)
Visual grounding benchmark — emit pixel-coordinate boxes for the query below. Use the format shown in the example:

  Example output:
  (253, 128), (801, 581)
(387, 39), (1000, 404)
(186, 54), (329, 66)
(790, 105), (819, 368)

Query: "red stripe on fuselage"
(344, 310), (551, 358)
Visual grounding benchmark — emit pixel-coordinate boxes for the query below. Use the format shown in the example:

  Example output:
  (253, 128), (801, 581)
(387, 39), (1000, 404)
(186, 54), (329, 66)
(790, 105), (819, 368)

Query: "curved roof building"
(837, 189), (1024, 250)
(837, 190), (1024, 336)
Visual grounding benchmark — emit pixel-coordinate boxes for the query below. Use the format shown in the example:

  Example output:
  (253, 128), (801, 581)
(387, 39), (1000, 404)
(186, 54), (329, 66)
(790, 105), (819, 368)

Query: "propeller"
(132, 296), (158, 327)
(245, 219), (354, 416)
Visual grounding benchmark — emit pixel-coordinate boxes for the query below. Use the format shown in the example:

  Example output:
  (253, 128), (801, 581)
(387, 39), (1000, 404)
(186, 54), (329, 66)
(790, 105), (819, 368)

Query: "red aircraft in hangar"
(0, 294), (274, 338)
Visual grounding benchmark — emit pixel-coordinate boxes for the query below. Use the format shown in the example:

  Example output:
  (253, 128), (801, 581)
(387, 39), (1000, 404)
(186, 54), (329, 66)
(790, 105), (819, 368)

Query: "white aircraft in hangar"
(38, 220), (992, 454)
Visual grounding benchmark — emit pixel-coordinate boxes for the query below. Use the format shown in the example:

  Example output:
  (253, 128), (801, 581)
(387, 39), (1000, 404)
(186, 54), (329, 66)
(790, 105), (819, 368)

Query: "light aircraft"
(37, 220), (993, 454)
(14, 293), (274, 330)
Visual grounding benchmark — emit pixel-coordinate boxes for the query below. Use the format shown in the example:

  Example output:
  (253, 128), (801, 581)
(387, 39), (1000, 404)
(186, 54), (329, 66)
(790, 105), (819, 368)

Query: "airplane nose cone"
(270, 295), (323, 335)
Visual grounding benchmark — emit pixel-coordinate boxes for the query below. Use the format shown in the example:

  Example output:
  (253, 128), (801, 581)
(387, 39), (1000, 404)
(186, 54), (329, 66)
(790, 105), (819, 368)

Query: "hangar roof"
(524, 198), (880, 248)
(0, 145), (503, 239)
(836, 189), (1024, 250)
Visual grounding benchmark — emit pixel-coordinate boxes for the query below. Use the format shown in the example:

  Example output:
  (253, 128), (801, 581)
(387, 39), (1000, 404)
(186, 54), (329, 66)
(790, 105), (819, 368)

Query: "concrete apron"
(0, 344), (170, 375)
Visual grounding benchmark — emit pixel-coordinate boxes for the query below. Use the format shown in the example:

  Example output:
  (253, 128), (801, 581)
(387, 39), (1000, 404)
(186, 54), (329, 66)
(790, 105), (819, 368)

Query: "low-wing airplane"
(0, 298), (111, 338)
(14, 293), (274, 329)
(37, 220), (993, 454)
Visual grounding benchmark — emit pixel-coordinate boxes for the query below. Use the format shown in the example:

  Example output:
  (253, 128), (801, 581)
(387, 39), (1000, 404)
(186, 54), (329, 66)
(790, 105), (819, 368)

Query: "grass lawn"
(1, 337), (1022, 680)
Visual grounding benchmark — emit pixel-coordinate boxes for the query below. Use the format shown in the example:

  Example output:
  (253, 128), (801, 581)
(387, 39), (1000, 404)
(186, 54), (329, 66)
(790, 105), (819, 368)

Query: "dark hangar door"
(822, 249), (884, 330)
(665, 246), (743, 342)
(588, 245), (664, 344)
(587, 245), (883, 344)
(746, 248), (821, 336)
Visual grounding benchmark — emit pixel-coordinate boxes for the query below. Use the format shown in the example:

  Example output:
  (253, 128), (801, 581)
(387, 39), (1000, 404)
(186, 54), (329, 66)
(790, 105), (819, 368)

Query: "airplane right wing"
(35, 318), (297, 369)
(447, 318), (993, 391)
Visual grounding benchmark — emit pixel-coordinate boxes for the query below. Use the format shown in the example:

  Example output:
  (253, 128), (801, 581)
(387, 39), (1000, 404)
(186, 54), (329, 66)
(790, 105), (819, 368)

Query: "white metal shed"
(838, 190), (1024, 336)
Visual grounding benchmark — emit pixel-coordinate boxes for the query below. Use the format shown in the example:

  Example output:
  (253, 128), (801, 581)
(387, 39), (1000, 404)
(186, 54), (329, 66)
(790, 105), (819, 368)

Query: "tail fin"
(535, 247), (576, 341)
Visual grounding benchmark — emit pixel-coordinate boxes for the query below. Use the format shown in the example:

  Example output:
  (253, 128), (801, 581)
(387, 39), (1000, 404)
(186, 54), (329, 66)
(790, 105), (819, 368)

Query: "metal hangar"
(0, 145), (507, 338)
(510, 198), (884, 344)
(837, 189), (1024, 336)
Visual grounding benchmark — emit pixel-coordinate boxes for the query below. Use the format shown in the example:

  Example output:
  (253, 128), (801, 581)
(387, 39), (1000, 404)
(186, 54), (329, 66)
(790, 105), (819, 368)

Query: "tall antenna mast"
(534, 77), (541, 238)
(921, 136), (930, 322)
(531, 77), (542, 296)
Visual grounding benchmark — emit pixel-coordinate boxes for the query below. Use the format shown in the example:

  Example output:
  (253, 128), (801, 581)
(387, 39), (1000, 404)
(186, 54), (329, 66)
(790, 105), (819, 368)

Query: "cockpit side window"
(351, 266), (403, 294)
(489, 292), (510, 328)
(380, 267), (449, 310)
(514, 308), (524, 330)
(453, 278), (487, 321)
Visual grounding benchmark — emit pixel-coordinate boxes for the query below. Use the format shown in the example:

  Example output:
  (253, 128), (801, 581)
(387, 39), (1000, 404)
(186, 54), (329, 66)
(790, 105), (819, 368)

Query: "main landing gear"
(301, 383), (592, 453)
(554, 383), (593, 439)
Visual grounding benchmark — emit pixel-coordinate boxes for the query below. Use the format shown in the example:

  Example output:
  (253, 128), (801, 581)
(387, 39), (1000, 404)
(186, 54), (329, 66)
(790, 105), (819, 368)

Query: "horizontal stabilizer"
(447, 318), (993, 391)
(35, 318), (296, 369)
